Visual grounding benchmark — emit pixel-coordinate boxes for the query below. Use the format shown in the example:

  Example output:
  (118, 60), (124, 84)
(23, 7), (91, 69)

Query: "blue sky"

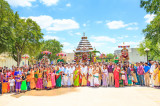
(6, 0), (156, 53)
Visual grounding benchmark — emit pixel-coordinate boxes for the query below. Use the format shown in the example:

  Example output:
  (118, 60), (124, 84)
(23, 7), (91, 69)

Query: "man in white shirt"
(150, 61), (155, 87)
(69, 65), (74, 86)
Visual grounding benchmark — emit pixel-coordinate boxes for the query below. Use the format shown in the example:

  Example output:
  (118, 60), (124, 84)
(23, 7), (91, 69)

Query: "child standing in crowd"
(16, 74), (21, 94)
(9, 76), (15, 93)
(47, 74), (52, 89)
(26, 73), (31, 91)
(43, 74), (48, 89)
(21, 73), (27, 92)
(131, 64), (137, 85)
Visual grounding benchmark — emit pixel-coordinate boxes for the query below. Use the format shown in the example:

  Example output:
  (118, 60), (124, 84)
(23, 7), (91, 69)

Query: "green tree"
(140, 0), (160, 61)
(138, 39), (160, 61)
(106, 53), (114, 62)
(140, 0), (160, 14)
(0, 0), (14, 53)
(10, 12), (43, 66)
(37, 39), (63, 61)
(143, 13), (160, 45)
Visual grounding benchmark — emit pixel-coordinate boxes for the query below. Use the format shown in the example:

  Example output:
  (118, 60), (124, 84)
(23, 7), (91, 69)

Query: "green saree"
(56, 70), (62, 87)
(74, 70), (79, 86)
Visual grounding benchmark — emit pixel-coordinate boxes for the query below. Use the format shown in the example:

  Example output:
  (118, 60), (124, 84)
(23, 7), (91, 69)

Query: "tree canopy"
(140, 0), (160, 14)
(0, 0), (14, 53)
(139, 0), (160, 61)
(37, 39), (63, 61)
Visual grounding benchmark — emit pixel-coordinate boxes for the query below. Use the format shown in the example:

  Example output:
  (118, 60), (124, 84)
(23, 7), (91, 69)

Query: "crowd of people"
(0, 60), (160, 95)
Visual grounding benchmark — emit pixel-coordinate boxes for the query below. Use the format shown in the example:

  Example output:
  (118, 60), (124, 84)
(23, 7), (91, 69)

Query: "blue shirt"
(14, 70), (22, 76)
(144, 66), (150, 73)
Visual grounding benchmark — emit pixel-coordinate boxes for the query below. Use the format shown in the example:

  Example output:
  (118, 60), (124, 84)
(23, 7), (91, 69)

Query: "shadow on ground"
(11, 87), (79, 98)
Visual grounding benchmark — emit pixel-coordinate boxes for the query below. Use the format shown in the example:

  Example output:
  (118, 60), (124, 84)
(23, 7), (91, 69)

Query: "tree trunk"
(17, 51), (21, 67)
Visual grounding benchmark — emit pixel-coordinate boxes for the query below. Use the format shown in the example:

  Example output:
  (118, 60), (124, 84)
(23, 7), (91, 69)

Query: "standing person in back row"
(144, 63), (150, 87)
(108, 62), (114, 87)
(137, 62), (144, 86)
(114, 55), (119, 64)
(150, 61), (155, 87)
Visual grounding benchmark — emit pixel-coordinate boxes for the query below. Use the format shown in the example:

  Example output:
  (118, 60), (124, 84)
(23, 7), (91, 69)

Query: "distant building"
(114, 48), (147, 63)
(0, 53), (28, 68)
(66, 53), (74, 63)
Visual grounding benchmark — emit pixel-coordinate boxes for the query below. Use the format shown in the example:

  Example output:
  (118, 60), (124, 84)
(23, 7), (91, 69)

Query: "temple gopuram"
(74, 33), (96, 64)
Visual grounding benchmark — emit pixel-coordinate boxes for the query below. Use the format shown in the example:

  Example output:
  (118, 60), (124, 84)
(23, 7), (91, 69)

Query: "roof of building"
(76, 32), (93, 53)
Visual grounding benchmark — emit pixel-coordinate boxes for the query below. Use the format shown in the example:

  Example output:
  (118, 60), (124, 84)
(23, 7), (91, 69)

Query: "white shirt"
(9, 79), (15, 86)
(150, 64), (155, 73)
(88, 68), (93, 75)
(81, 67), (87, 75)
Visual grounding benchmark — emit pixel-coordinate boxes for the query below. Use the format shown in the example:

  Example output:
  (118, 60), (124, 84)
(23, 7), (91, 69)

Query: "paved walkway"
(0, 86), (160, 106)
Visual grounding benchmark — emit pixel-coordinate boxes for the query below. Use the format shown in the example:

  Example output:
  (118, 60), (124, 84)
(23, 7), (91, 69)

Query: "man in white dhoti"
(150, 61), (155, 87)
(88, 65), (94, 87)
(69, 65), (74, 86)
(63, 65), (68, 86)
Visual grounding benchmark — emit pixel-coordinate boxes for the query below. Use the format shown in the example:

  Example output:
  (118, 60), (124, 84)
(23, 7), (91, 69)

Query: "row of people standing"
(0, 61), (160, 95)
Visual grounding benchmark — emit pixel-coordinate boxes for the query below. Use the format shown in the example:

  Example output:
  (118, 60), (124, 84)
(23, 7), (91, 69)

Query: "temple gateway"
(74, 33), (96, 64)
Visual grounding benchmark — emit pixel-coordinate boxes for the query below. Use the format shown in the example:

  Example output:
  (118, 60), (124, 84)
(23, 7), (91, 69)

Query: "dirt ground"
(1, 86), (160, 106)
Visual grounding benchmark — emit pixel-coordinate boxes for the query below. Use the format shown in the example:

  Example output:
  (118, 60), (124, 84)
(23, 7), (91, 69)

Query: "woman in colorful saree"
(114, 64), (120, 88)
(153, 63), (159, 88)
(30, 68), (36, 89)
(56, 67), (62, 88)
(93, 66), (100, 87)
(73, 66), (80, 87)
(123, 64), (128, 86)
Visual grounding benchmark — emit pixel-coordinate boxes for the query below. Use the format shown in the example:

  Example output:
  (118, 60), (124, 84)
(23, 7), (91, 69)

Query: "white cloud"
(96, 21), (103, 24)
(66, 3), (71, 7)
(40, 0), (59, 6)
(106, 20), (138, 29)
(106, 21), (127, 29)
(144, 14), (156, 23)
(126, 27), (139, 30)
(62, 42), (71, 46)
(91, 36), (116, 43)
(75, 32), (82, 36)
(6, 0), (36, 7)
(23, 15), (79, 31)
(43, 35), (59, 40)
(83, 24), (86, 27)
(47, 19), (79, 31)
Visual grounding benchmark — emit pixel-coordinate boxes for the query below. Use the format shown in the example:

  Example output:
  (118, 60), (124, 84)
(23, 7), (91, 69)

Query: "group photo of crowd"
(0, 59), (160, 95)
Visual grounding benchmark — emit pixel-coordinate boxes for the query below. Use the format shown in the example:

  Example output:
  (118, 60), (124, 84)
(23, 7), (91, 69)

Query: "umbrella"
(56, 51), (66, 56)
(22, 54), (30, 59)
(22, 54), (30, 66)
(99, 54), (106, 58)
(41, 51), (52, 55)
